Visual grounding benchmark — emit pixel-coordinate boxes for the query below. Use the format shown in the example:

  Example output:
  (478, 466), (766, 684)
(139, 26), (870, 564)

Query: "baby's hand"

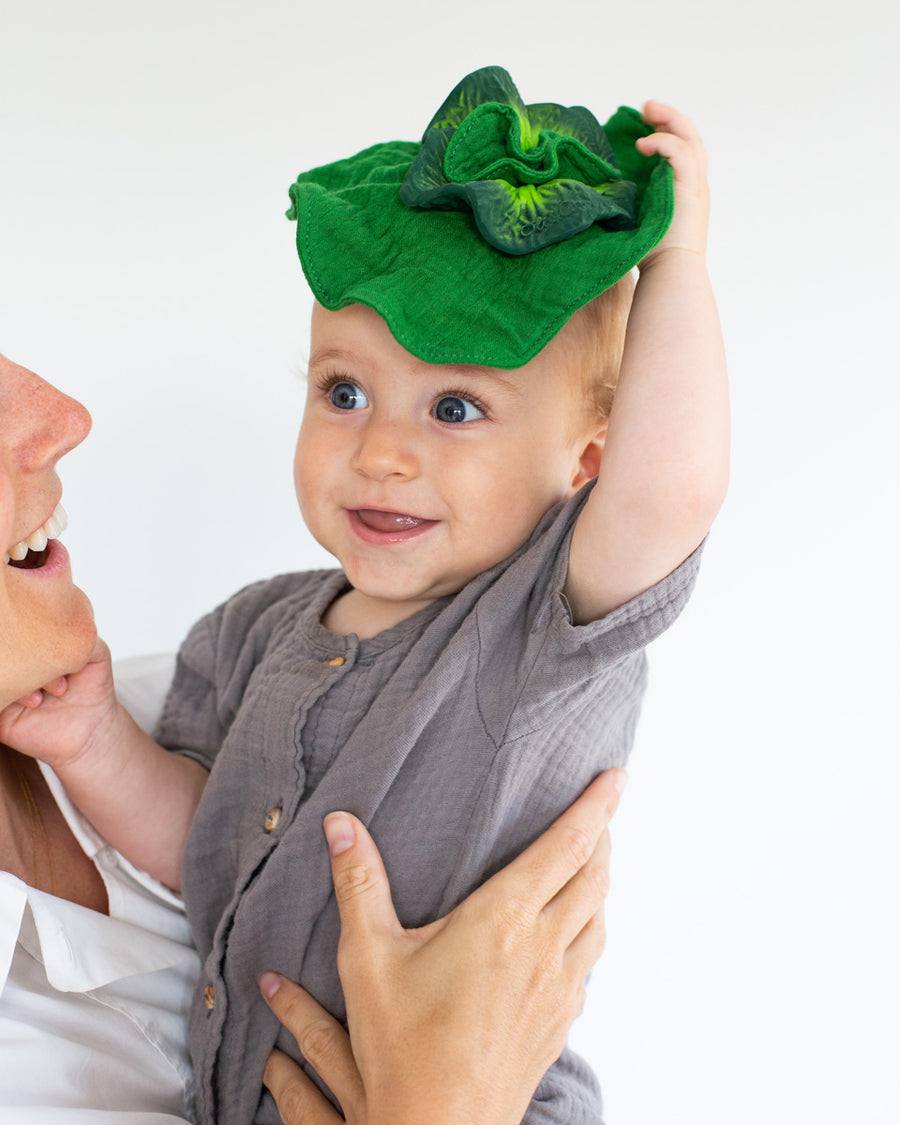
(0, 638), (120, 773)
(636, 101), (709, 262)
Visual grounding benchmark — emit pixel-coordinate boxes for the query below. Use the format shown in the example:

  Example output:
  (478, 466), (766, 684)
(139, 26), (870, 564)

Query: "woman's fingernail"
(258, 972), (282, 1000)
(612, 770), (629, 795)
(323, 812), (355, 857)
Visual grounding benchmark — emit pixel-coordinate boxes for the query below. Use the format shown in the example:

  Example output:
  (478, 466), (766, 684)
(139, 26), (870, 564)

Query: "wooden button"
(264, 807), (282, 832)
(324, 656), (345, 667)
(204, 984), (216, 1010)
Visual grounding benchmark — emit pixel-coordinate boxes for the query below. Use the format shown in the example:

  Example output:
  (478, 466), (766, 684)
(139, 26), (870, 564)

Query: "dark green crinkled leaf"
(524, 103), (617, 164)
(443, 104), (620, 186)
(401, 129), (463, 208)
(401, 66), (638, 254)
(423, 65), (528, 132)
(456, 178), (636, 256)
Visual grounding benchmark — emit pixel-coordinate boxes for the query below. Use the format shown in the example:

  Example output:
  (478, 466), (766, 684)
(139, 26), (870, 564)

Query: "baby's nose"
(352, 417), (420, 481)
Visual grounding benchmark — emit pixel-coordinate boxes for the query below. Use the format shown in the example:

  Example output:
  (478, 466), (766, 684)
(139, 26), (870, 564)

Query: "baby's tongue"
(356, 509), (425, 532)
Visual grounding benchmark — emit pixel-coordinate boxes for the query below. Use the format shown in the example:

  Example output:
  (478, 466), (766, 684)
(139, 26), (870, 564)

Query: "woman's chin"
(35, 548), (98, 669)
(58, 585), (99, 663)
(1, 584), (98, 707)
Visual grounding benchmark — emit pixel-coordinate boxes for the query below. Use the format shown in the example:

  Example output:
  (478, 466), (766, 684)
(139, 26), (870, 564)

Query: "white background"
(2, 2), (898, 1121)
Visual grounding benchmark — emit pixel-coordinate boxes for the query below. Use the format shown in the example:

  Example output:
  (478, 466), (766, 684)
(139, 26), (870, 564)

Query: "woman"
(0, 350), (622, 1123)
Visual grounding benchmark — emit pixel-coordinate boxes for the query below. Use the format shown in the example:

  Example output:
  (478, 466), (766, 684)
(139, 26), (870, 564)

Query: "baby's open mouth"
(4, 504), (67, 569)
(355, 509), (429, 533)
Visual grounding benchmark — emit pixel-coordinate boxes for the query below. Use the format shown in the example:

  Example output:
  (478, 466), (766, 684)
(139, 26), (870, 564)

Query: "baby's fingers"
(641, 101), (701, 144)
(41, 676), (68, 698)
(637, 102), (707, 180)
(9, 677), (68, 710)
(636, 101), (709, 258)
(13, 691), (44, 710)
(636, 131), (706, 186)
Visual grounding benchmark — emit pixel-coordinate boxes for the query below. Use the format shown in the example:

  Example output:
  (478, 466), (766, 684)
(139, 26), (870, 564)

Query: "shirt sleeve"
(154, 571), (314, 770)
(468, 483), (705, 748)
(155, 609), (229, 772)
(550, 526), (705, 662)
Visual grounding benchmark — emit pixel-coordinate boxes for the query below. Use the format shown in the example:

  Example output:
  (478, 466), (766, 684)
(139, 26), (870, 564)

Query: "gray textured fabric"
(157, 483), (703, 1125)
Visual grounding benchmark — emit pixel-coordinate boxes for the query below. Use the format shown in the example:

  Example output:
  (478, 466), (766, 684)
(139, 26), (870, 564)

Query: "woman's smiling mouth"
(4, 503), (68, 568)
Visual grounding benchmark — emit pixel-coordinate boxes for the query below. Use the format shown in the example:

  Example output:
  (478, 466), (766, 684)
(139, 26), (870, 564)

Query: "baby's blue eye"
(330, 382), (368, 410)
(433, 396), (484, 424)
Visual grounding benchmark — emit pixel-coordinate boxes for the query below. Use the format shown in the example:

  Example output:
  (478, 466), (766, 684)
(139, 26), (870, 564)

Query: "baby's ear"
(570, 420), (608, 490)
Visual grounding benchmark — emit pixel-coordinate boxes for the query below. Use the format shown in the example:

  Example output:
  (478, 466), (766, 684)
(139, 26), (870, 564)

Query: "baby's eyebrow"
(435, 365), (524, 397)
(308, 347), (357, 371)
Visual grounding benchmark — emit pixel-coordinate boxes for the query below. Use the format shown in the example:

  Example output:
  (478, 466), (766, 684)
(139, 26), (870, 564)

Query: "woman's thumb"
(323, 812), (400, 940)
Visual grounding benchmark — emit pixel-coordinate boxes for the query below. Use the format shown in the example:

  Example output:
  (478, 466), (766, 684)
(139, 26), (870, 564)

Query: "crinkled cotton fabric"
(287, 66), (674, 368)
(158, 482), (703, 1125)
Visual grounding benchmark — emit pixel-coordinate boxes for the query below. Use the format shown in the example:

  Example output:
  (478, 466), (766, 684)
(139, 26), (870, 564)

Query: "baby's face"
(295, 302), (600, 617)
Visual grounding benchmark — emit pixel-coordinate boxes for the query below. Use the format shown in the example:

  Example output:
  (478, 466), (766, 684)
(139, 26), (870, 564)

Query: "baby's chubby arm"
(565, 102), (729, 624)
(0, 639), (207, 891)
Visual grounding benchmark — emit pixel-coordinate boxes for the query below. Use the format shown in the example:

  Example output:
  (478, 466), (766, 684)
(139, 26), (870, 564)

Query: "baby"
(1, 68), (727, 1125)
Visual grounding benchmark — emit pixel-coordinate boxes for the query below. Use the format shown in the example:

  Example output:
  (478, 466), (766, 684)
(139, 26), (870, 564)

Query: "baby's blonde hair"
(559, 271), (636, 426)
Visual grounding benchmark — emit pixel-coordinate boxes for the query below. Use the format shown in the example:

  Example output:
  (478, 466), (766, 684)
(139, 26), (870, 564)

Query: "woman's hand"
(259, 768), (626, 1125)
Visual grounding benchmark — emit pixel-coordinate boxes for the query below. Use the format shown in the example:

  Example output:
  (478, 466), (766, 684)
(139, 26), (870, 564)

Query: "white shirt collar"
(1, 762), (196, 995)
(0, 763), (198, 1124)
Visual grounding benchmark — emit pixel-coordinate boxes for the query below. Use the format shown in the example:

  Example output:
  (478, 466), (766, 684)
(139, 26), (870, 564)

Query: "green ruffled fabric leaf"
(400, 66), (637, 255)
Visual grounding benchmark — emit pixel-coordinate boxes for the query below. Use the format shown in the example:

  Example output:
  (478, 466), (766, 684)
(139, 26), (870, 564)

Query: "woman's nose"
(351, 415), (420, 481)
(4, 362), (92, 472)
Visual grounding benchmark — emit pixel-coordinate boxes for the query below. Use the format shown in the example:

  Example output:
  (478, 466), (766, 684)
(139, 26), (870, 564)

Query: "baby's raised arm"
(565, 102), (729, 623)
(0, 638), (206, 890)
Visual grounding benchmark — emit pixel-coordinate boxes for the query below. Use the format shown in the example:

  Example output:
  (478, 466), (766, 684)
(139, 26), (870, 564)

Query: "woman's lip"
(348, 508), (438, 545)
(6, 536), (71, 578)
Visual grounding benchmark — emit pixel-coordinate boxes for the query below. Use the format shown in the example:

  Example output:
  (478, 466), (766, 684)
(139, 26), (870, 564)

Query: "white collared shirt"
(0, 762), (200, 1123)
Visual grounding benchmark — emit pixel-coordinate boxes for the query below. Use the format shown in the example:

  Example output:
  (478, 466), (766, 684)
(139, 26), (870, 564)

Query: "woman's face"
(0, 353), (96, 708)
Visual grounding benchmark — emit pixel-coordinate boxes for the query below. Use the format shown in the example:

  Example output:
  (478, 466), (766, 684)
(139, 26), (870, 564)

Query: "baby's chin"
(349, 570), (470, 606)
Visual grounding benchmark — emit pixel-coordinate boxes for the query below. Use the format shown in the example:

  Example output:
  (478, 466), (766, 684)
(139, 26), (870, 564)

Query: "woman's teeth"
(4, 504), (68, 565)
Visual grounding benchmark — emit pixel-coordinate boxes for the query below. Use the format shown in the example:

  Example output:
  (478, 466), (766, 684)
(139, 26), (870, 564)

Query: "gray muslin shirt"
(157, 483), (703, 1124)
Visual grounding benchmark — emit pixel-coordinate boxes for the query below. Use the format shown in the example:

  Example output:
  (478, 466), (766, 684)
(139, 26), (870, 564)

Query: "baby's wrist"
(639, 242), (708, 276)
(50, 699), (127, 776)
